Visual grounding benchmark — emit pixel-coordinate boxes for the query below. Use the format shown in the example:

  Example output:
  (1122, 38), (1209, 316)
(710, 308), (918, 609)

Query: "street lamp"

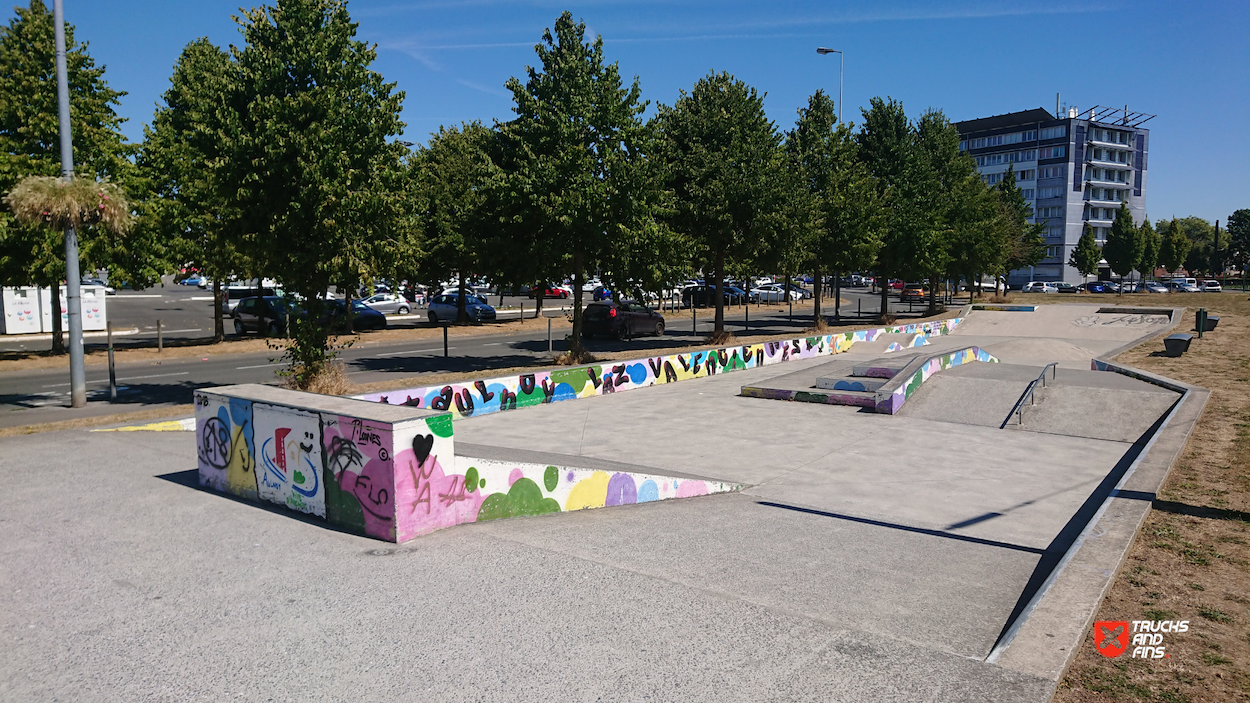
(815, 47), (843, 127)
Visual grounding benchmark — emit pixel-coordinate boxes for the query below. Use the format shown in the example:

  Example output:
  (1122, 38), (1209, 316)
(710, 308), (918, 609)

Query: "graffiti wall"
(195, 386), (737, 542)
(357, 318), (964, 420)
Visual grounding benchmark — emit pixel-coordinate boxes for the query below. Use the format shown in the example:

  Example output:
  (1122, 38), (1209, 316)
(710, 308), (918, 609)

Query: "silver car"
(361, 292), (412, 315)
(427, 293), (496, 323)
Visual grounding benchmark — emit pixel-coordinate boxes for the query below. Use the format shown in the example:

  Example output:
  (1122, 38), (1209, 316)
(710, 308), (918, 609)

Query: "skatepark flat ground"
(0, 304), (1185, 702)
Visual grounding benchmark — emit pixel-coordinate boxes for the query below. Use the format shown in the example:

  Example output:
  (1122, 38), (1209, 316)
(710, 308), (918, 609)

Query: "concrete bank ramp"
(899, 362), (1180, 442)
(952, 305), (1172, 343)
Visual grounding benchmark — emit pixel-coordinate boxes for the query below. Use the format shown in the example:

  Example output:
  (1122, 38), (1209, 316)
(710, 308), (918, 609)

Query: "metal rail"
(1000, 362), (1059, 429)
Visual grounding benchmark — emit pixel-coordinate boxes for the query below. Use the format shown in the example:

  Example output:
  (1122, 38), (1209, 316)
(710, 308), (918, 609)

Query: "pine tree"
(1158, 220), (1191, 277)
(1137, 219), (1160, 281)
(1069, 224), (1101, 283)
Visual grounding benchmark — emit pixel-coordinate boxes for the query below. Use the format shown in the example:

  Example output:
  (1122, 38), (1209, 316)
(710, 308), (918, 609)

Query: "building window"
(1038, 186), (1064, 199)
(1021, 188), (1035, 199)
(1015, 169), (1036, 181)
(1045, 245), (1062, 258)
(1038, 146), (1066, 159)
(1038, 165), (1066, 179)
(1036, 206), (1063, 218)
(1039, 126), (1067, 140)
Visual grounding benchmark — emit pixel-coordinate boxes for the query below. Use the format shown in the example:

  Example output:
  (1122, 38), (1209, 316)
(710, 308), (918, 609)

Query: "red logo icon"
(1094, 620), (1129, 658)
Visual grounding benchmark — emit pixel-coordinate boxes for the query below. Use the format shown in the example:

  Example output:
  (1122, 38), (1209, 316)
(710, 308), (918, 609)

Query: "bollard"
(1197, 308), (1206, 338)
(108, 322), (117, 402)
(744, 304), (748, 332)
(692, 304), (697, 335)
(519, 302), (523, 323)
(157, 319), (163, 352)
(547, 316), (552, 353)
(442, 323), (449, 357)
(857, 298), (862, 318)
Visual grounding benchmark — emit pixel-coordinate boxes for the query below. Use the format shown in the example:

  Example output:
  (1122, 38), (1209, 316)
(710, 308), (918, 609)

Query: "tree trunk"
(713, 249), (726, 335)
(812, 265), (822, 324)
(571, 242), (585, 354)
(833, 272), (841, 322)
(534, 284), (543, 319)
(879, 273), (890, 321)
(50, 283), (65, 354)
(213, 279), (225, 342)
(927, 269), (939, 315)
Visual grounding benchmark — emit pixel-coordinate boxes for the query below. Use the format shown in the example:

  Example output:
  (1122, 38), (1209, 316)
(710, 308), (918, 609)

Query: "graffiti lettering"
(663, 360), (678, 383)
(200, 417), (230, 469)
(602, 373), (615, 394)
(474, 381), (495, 404)
(588, 367), (603, 390)
(401, 395), (422, 408)
(454, 388), (475, 416)
(431, 386), (454, 411)
(541, 378), (556, 403)
(438, 474), (470, 506)
(612, 365), (628, 388)
(647, 357), (662, 379)
(499, 387), (517, 411)
(520, 374), (536, 396)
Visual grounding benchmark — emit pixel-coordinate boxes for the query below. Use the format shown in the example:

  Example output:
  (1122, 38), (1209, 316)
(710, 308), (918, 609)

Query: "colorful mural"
(358, 318), (965, 420)
(195, 388), (737, 543)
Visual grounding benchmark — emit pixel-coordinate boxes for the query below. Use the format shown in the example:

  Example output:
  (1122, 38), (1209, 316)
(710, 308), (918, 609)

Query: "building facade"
(954, 106), (1152, 285)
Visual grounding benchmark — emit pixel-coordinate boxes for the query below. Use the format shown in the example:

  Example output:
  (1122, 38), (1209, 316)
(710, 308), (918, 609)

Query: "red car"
(887, 279), (905, 290)
(529, 284), (570, 299)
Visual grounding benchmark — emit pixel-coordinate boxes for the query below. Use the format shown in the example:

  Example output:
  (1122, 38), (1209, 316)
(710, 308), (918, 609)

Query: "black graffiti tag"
(200, 417), (230, 470)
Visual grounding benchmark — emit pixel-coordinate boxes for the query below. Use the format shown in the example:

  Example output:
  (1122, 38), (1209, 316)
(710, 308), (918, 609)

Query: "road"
(0, 284), (937, 429)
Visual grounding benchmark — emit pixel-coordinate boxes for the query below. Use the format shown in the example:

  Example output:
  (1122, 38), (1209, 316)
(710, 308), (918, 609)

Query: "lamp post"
(53, 0), (86, 408)
(815, 47), (843, 127)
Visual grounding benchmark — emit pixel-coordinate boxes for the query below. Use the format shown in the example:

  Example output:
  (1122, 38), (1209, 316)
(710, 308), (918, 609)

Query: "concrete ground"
(0, 305), (1186, 702)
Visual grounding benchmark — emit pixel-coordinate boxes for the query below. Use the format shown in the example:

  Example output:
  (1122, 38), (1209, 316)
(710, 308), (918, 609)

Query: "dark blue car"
(1084, 281), (1112, 294)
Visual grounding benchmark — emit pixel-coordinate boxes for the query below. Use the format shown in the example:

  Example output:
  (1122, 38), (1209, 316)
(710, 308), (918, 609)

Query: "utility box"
(0, 287), (42, 334)
(38, 285), (108, 333)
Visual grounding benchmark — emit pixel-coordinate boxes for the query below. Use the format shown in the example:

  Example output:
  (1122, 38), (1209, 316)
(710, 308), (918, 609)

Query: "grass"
(1052, 292), (1250, 703)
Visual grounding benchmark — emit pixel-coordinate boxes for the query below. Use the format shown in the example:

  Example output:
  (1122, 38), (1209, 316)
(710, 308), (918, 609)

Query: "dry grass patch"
(0, 404), (195, 438)
(1054, 294), (1250, 703)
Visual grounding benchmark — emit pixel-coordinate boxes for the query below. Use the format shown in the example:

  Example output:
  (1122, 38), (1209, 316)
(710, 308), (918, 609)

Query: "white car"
(750, 283), (800, 302)
(1202, 280), (1222, 292)
(361, 293), (412, 315)
(1022, 281), (1058, 294)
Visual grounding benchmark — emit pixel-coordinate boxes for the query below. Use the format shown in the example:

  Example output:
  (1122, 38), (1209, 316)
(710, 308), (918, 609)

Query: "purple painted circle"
(605, 473), (638, 507)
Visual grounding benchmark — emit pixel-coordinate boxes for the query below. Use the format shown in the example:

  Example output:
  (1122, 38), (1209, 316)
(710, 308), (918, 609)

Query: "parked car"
(1202, 280), (1222, 292)
(1143, 281), (1170, 294)
(529, 284), (570, 299)
(1053, 281), (1081, 294)
(180, 274), (206, 287)
(1167, 279), (1201, 293)
(750, 283), (799, 303)
(582, 300), (665, 339)
(591, 285), (613, 301)
(900, 283), (928, 302)
(232, 296), (297, 336)
(1084, 281), (1113, 294)
(223, 284), (282, 316)
(886, 279), (905, 291)
(361, 292), (411, 315)
(427, 293), (497, 323)
(785, 282), (813, 299)
(81, 277), (116, 295)
(682, 284), (746, 307)
(326, 299), (388, 331)
(1022, 281), (1058, 294)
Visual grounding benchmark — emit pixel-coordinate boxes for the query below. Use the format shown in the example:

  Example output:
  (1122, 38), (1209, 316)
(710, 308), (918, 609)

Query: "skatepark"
(0, 304), (1205, 702)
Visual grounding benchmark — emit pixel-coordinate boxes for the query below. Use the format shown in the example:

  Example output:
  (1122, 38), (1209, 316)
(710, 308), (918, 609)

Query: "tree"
(658, 71), (785, 337)
(141, 38), (241, 342)
(0, 0), (139, 352)
(1102, 204), (1141, 293)
(913, 108), (976, 311)
(413, 122), (498, 324)
(1158, 219), (1191, 277)
(218, 0), (410, 386)
(946, 173), (1003, 299)
(500, 12), (661, 354)
(1227, 208), (1250, 271)
(996, 165), (1046, 292)
(1137, 219), (1160, 280)
(1069, 224), (1102, 283)
(785, 90), (881, 323)
(856, 97), (930, 317)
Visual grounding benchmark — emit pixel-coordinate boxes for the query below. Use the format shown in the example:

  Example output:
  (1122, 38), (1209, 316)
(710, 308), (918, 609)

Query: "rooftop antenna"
(1056, 92), (1061, 118)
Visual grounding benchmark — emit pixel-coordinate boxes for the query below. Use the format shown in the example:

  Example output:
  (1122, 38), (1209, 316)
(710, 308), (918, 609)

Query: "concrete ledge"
(356, 318), (965, 420)
(987, 350), (1209, 691)
(972, 304), (1040, 312)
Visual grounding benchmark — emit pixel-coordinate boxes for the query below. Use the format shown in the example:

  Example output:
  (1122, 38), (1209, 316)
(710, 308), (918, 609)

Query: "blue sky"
(26, 0), (1249, 224)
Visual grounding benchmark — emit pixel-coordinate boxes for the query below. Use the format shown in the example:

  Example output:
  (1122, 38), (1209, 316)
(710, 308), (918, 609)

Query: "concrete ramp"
(897, 362), (1181, 442)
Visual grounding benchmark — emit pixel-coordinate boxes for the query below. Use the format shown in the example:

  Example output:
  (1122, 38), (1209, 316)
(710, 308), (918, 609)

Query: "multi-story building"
(954, 105), (1153, 285)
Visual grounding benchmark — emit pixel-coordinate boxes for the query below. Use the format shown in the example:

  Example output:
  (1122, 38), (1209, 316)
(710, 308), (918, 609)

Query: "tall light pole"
(815, 47), (843, 126)
(53, 0), (86, 408)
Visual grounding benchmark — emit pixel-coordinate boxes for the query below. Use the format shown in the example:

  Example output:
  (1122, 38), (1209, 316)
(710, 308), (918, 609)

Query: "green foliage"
(1137, 219), (1160, 277)
(658, 70), (786, 333)
(1069, 224), (1102, 279)
(997, 165), (1047, 274)
(1102, 204), (1141, 280)
(0, 0), (148, 290)
(217, 0), (410, 384)
(413, 122), (499, 322)
(1228, 208), (1250, 269)
(1159, 219), (1191, 274)
(499, 12), (668, 348)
